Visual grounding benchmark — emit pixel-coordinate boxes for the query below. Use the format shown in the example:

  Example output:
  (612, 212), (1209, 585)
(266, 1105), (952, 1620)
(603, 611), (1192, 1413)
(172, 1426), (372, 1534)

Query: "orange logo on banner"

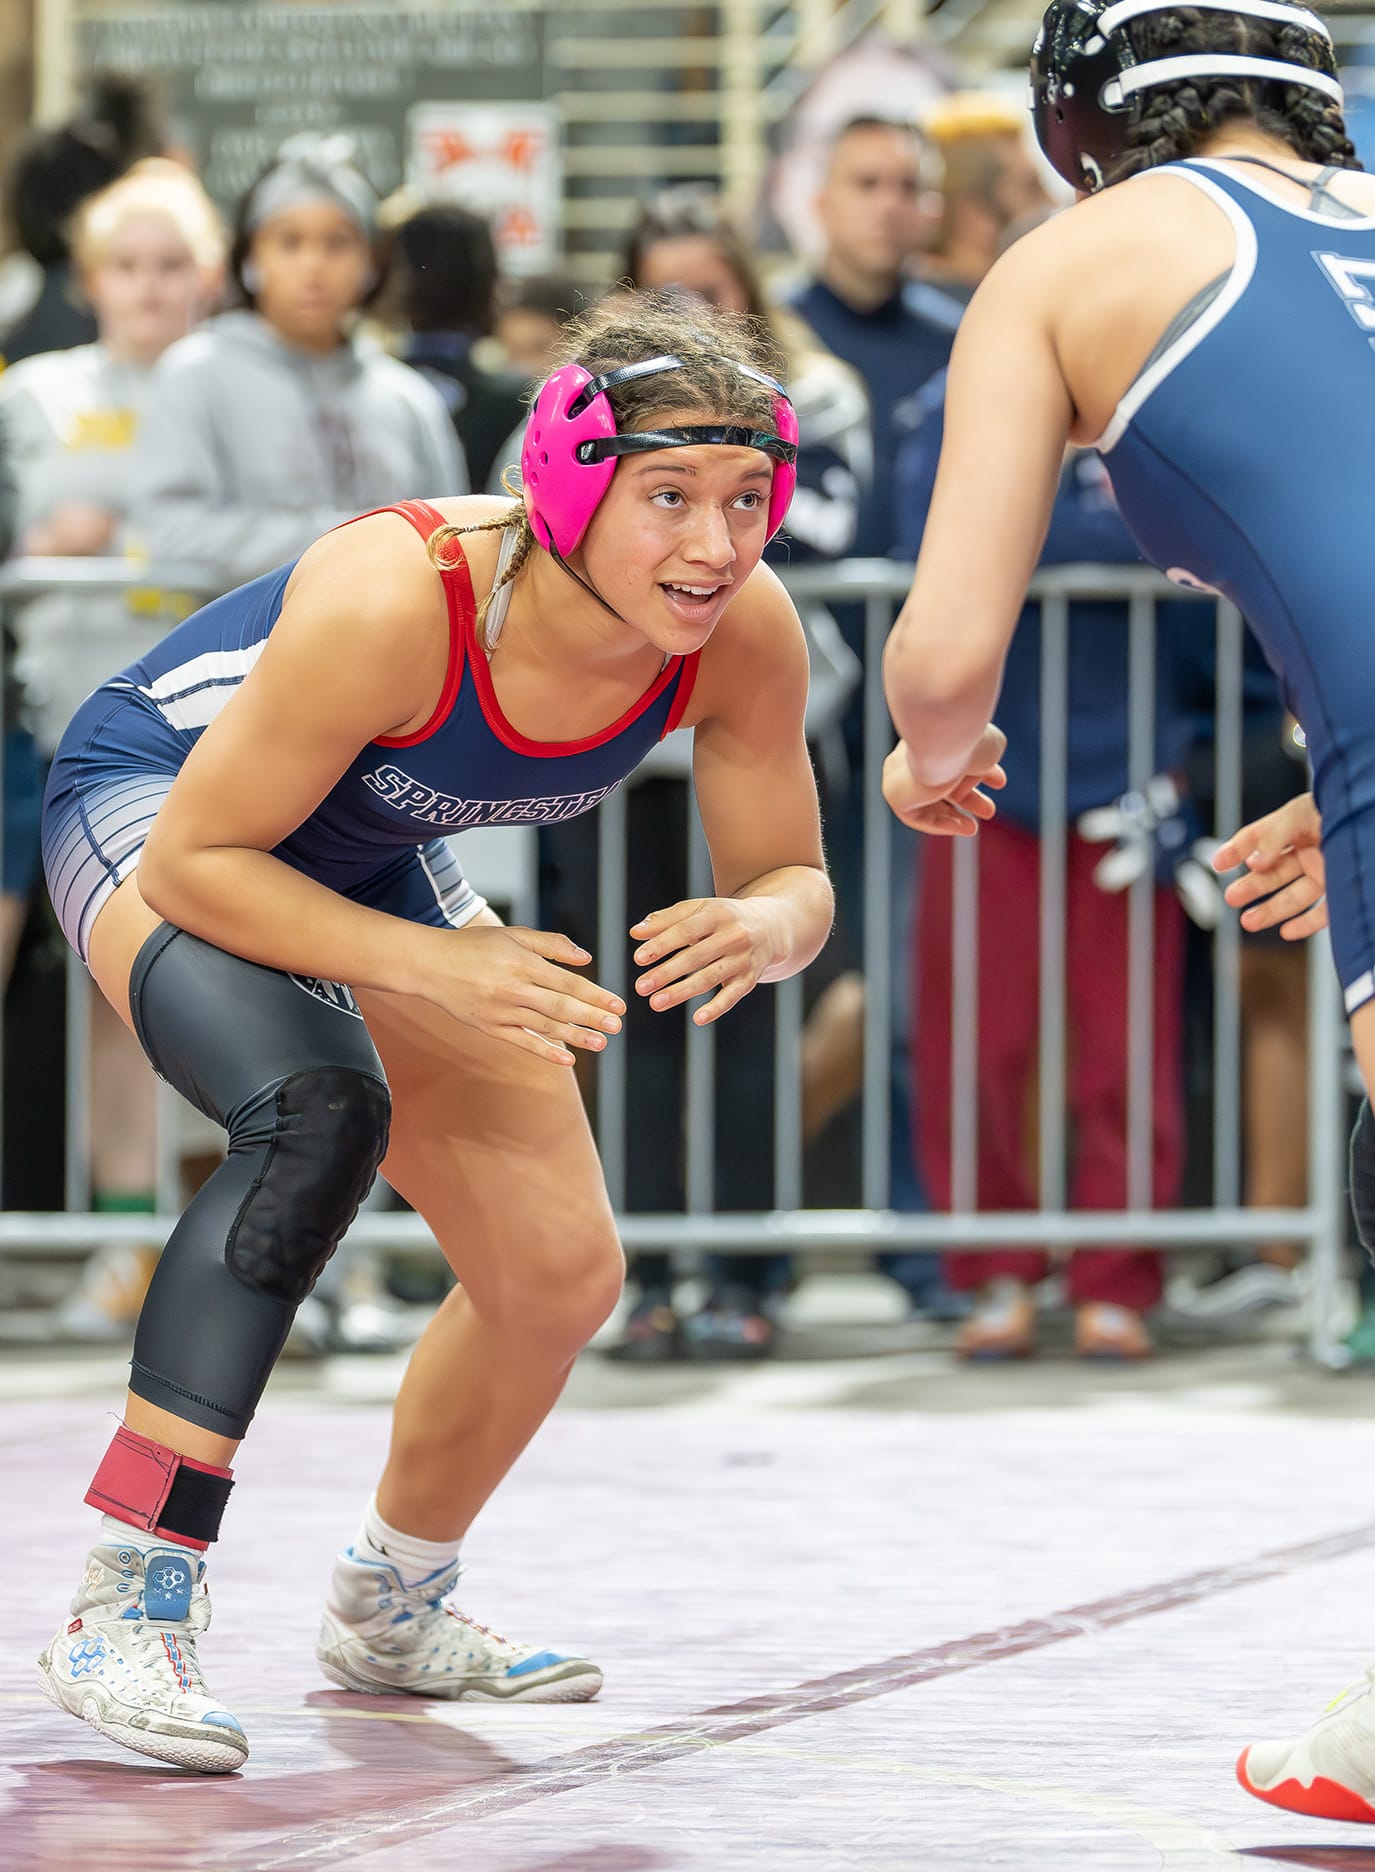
(500, 128), (542, 174)
(419, 128), (474, 172)
(497, 204), (540, 247)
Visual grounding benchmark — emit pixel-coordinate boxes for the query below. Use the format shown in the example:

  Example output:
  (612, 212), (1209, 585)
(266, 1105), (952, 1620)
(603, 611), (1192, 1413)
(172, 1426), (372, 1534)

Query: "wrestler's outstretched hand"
(882, 723), (1007, 836)
(1213, 790), (1327, 940)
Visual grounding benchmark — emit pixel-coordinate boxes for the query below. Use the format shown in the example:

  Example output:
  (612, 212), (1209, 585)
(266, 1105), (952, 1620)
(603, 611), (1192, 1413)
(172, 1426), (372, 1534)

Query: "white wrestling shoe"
(317, 1549), (603, 1702)
(1238, 1665), (1375, 1821)
(37, 1538), (248, 1774)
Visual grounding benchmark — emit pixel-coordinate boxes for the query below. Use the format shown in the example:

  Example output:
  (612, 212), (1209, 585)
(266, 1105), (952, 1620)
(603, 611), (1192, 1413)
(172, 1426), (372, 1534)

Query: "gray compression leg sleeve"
(127, 924), (391, 1437)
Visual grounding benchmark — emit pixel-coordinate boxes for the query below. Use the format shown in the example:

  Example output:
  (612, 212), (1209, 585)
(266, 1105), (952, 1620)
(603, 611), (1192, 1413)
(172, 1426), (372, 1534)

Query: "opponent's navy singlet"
(1099, 158), (1375, 1009)
(43, 500), (700, 961)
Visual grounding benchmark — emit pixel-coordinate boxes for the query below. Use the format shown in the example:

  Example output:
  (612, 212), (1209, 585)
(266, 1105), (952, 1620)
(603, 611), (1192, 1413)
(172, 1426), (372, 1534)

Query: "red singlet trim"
(465, 600), (694, 760)
(368, 499), (471, 749)
(660, 651), (701, 740)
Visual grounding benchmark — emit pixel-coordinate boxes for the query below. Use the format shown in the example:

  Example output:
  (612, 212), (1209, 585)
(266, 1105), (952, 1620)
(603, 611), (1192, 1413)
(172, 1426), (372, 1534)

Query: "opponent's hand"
(1212, 791), (1327, 941)
(883, 724), (1007, 836)
(631, 897), (775, 1026)
(427, 924), (624, 1066)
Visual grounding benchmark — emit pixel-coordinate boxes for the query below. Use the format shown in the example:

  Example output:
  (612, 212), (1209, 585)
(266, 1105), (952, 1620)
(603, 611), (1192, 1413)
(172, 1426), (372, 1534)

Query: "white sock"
(100, 1513), (201, 1559)
(350, 1493), (461, 1588)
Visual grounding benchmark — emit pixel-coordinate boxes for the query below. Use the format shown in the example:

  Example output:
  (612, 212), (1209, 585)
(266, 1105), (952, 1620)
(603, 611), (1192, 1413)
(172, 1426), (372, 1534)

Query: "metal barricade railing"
(0, 557), (1349, 1361)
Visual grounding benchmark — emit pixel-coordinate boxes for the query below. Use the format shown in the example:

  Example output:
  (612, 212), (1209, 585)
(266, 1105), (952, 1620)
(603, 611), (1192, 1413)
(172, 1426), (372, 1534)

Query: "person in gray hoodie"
(130, 136), (465, 588)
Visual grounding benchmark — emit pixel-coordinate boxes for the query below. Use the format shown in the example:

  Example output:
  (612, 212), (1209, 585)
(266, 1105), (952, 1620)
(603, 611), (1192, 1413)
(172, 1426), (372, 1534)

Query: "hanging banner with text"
(79, 5), (551, 218)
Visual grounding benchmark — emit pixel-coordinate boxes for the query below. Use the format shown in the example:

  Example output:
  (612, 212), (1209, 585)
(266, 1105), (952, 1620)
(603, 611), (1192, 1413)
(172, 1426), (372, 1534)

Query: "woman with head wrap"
(129, 136), (465, 588)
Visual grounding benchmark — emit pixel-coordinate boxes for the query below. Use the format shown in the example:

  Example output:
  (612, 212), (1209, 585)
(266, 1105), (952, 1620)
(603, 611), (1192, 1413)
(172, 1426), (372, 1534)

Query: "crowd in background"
(0, 73), (1336, 1368)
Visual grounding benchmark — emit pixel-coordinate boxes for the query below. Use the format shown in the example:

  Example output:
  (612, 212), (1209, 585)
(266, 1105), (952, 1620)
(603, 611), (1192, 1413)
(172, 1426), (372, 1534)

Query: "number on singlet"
(1313, 250), (1375, 347)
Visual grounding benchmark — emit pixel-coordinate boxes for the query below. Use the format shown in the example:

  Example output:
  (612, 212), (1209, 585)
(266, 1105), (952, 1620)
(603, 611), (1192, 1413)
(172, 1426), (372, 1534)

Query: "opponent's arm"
(139, 517), (624, 1065)
(630, 569), (833, 1025)
(883, 238), (1072, 792)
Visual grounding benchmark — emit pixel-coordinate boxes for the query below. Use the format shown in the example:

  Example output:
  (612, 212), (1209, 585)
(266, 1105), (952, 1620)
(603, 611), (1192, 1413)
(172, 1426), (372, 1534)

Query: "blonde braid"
(425, 478), (536, 626)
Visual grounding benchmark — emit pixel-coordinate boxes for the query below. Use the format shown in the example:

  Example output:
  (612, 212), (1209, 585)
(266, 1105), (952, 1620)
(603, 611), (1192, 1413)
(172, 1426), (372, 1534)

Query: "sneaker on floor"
(53, 1244), (158, 1343)
(956, 1278), (1036, 1361)
(1344, 1299), (1375, 1365)
(36, 1538), (247, 1774)
(600, 1292), (682, 1363)
(680, 1286), (777, 1362)
(1238, 1667), (1375, 1821)
(1074, 1301), (1152, 1361)
(317, 1550), (603, 1703)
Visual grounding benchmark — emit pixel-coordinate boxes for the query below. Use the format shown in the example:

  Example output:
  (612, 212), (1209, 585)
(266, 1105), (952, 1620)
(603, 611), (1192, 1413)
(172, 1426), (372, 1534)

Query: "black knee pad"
(125, 923), (392, 1437)
(227, 1066), (391, 1304)
(1351, 1098), (1375, 1261)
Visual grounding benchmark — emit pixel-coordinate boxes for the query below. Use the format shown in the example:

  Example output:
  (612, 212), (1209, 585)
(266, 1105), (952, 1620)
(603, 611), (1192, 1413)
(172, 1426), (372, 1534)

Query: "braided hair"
(1124, 7), (1360, 174)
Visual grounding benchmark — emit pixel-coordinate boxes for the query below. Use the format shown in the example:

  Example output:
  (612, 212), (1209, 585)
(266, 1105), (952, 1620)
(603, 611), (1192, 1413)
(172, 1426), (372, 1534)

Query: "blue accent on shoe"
(121, 1605), (143, 1619)
(202, 1712), (243, 1732)
(143, 1550), (194, 1622)
(506, 1650), (565, 1677)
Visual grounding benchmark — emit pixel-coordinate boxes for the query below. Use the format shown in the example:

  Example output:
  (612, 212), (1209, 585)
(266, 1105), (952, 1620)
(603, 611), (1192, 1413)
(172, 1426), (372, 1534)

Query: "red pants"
(912, 818), (1186, 1313)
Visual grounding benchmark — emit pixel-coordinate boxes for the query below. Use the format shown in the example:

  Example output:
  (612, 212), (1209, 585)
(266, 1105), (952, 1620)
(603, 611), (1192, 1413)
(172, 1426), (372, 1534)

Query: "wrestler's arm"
(883, 236), (1071, 791)
(630, 566), (833, 1025)
(139, 515), (622, 1061)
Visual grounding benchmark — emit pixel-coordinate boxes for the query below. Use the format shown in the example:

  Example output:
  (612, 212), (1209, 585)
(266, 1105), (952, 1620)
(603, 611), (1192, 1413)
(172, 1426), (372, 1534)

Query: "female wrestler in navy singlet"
(878, 0), (1375, 1827)
(35, 292), (834, 1771)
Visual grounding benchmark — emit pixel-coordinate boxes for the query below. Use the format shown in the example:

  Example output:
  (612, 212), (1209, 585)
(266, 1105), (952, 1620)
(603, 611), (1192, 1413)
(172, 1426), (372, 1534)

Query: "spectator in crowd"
(495, 273), (582, 379)
(0, 159), (226, 1339)
(381, 203), (529, 492)
(0, 75), (174, 368)
(1170, 641), (1312, 1313)
(554, 189), (866, 1358)
(896, 376), (1196, 1360)
(788, 115), (962, 557)
(0, 427), (28, 987)
(921, 95), (1053, 303)
(2, 161), (226, 749)
(131, 135), (464, 587)
(1, 123), (122, 365)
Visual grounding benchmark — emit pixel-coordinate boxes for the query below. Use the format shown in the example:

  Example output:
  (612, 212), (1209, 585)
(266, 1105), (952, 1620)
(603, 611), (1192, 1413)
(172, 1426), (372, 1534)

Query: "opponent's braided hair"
(1123, 7), (1360, 175)
(435, 290), (784, 623)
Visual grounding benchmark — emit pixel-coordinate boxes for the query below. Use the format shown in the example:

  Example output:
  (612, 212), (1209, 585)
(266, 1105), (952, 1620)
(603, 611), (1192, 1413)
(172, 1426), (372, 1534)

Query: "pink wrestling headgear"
(521, 354), (799, 559)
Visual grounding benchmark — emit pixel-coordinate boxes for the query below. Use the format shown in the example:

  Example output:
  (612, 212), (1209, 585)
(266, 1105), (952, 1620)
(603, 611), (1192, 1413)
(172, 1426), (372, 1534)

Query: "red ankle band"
(84, 1425), (235, 1552)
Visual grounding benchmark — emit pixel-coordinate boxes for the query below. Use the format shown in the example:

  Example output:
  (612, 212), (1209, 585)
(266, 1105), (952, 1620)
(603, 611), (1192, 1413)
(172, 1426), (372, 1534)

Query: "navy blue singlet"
(43, 500), (700, 962)
(1101, 158), (1375, 1011)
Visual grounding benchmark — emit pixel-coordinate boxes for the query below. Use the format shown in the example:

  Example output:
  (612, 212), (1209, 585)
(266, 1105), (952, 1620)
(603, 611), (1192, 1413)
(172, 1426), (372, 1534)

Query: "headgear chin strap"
(1029, 0), (1341, 192)
(521, 355), (799, 560)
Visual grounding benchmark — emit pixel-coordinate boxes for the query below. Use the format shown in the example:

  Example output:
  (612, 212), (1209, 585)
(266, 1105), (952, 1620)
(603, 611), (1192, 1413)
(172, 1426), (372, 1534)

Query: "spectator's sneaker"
(1238, 1668), (1375, 1821)
(956, 1278), (1036, 1361)
(36, 1538), (247, 1774)
(681, 1286), (777, 1362)
(601, 1292), (682, 1362)
(1344, 1299), (1375, 1365)
(317, 1551), (603, 1703)
(1074, 1302), (1153, 1361)
(54, 1244), (158, 1343)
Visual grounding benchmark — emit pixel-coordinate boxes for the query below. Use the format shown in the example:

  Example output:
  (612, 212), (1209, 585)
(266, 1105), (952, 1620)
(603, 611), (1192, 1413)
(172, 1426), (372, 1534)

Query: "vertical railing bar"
(1212, 600), (1244, 1210)
(862, 593), (892, 1209)
(153, 1080), (179, 1219)
(1306, 929), (1344, 1364)
(1126, 590), (1156, 1212)
(1038, 595), (1069, 1211)
(773, 972), (804, 1209)
(64, 951), (92, 1212)
(597, 788), (629, 1212)
(950, 835), (979, 1212)
(686, 793), (715, 1214)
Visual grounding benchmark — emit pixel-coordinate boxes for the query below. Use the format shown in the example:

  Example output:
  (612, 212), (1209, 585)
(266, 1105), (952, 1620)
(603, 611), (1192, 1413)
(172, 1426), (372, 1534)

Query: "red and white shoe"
(1237, 1669), (1375, 1822)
